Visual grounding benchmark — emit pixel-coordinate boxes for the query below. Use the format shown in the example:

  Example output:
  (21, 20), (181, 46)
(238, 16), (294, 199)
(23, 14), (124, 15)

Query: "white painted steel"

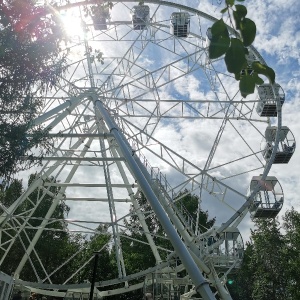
(0, 1), (283, 300)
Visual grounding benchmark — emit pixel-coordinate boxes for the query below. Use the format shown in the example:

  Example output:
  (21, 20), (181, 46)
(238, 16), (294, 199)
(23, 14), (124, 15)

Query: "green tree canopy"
(228, 209), (300, 300)
(119, 190), (215, 300)
(0, 175), (82, 284)
(0, 0), (67, 180)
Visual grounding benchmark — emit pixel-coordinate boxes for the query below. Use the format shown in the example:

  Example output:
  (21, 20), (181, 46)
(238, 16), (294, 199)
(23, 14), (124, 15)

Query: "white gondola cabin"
(262, 126), (296, 163)
(206, 227), (244, 270)
(256, 84), (285, 117)
(170, 12), (190, 38)
(248, 175), (284, 218)
(144, 270), (189, 300)
(131, 5), (150, 30)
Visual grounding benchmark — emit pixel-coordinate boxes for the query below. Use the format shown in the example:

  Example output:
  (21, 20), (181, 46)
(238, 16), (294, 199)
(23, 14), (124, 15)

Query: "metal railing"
(134, 149), (199, 236)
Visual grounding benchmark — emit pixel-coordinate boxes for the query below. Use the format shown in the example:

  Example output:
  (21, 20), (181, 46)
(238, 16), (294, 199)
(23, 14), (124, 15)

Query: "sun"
(60, 13), (85, 40)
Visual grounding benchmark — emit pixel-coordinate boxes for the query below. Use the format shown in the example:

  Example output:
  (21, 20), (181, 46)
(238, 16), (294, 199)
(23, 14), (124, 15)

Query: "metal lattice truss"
(0, 1), (281, 300)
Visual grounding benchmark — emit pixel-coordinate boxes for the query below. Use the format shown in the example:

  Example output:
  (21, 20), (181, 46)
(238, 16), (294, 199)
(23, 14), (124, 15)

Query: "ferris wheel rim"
(1, 1), (284, 298)
(42, 0), (281, 271)
(50, 0), (282, 269)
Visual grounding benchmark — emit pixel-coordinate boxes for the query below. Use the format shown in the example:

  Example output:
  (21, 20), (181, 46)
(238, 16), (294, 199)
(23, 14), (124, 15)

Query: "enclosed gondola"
(205, 227), (244, 270)
(262, 126), (296, 163)
(256, 84), (285, 117)
(170, 12), (190, 37)
(248, 175), (284, 218)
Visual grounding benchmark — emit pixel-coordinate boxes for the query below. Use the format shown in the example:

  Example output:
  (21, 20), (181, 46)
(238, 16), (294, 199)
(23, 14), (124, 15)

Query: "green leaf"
(235, 73), (241, 80)
(235, 5), (247, 19)
(208, 19), (230, 59)
(252, 61), (276, 84)
(0, 46), (5, 58)
(226, 0), (235, 6)
(225, 38), (247, 75)
(240, 18), (256, 47)
(240, 74), (256, 98)
(236, 0), (246, 2)
(221, 7), (228, 14)
(209, 36), (230, 59)
(253, 72), (264, 85)
(233, 6), (247, 30)
(211, 19), (229, 38)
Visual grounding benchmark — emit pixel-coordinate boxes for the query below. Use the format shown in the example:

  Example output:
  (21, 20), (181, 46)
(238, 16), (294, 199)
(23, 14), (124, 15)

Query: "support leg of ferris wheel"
(83, 15), (218, 298)
(95, 97), (218, 300)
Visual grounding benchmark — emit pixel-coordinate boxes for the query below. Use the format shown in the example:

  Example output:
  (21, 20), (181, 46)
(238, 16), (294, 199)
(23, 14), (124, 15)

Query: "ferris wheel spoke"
(120, 117), (248, 202)
(103, 47), (206, 96)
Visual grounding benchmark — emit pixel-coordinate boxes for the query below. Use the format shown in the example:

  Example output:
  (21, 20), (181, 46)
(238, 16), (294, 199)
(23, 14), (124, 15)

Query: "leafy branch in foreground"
(209, 0), (276, 98)
(0, 0), (67, 180)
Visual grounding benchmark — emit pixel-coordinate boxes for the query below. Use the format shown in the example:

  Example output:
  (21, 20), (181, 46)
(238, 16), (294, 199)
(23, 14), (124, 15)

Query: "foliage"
(122, 191), (169, 273)
(209, 0), (275, 98)
(174, 190), (216, 233)
(0, 175), (116, 286)
(74, 225), (113, 284)
(0, 0), (67, 180)
(83, 1), (113, 21)
(282, 208), (300, 299)
(250, 219), (288, 300)
(0, 175), (82, 283)
(227, 243), (255, 300)
(119, 190), (215, 299)
(228, 210), (300, 300)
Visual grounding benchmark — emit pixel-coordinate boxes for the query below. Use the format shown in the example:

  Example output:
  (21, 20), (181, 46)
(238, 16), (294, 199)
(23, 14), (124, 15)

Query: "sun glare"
(60, 13), (85, 40)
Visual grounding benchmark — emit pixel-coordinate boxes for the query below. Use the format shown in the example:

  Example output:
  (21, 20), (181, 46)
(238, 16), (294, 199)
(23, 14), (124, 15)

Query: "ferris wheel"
(0, 1), (296, 300)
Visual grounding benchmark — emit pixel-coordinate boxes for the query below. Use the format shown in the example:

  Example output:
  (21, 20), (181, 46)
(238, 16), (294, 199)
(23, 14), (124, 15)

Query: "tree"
(0, 175), (82, 284)
(174, 190), (216, 233)
(227, 242), (255, 300)
(250, 219), (288, 299)
(122, 192), (169, 274)
(228, 212), (300, 300)
(118, 190), (216, 300)
(0, 0), (67, 180)
(74, 225), (113, 284)
(282, 208), (300, 299)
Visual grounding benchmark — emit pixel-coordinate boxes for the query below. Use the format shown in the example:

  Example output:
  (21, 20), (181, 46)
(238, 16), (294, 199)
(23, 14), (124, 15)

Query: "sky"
(11, 0), (300, 277)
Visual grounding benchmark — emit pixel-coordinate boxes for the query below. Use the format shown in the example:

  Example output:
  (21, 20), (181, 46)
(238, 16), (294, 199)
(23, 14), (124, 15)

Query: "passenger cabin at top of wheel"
(170, 12), (190, 38)
(262, 126), (296, 164)
(256, 83), (285, 117)
(131, 5), (150, 30)
(248, 175), (284, 218)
